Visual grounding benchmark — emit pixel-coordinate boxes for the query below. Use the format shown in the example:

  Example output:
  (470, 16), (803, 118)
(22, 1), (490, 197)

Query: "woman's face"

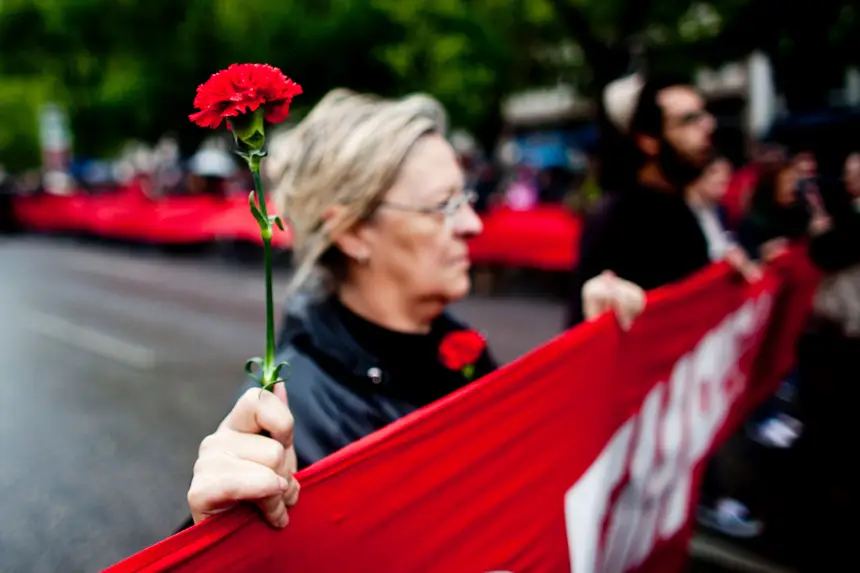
(700, 160), (731, 203)
(775, 166), (799, 207)
(844, 154), (860, 198)
(356, 133), (483, 303)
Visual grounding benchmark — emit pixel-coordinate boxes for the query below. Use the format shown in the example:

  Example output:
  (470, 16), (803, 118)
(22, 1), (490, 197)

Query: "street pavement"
(0, 236), (791, 573)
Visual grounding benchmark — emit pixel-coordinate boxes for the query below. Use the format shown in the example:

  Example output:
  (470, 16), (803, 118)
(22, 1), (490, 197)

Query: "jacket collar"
(279, 293), (468, 381)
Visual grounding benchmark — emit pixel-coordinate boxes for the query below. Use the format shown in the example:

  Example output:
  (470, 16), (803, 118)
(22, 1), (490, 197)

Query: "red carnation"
(189, 63), (302, 129)
(439, 330), (486, 378)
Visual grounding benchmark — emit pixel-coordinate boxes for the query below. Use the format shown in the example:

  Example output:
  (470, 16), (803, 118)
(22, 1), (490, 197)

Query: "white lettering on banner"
(564, 293), (773, 573)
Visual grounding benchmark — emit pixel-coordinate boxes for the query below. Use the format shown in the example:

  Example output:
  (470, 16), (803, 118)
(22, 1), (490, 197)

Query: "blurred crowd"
(0, 135), (254, 203)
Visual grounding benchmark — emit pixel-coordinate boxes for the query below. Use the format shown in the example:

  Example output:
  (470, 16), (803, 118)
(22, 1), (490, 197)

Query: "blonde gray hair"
(269, 88), (448, 294)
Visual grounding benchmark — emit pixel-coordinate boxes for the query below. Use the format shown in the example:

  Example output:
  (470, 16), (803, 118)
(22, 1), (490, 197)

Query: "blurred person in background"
(722, 142), (787, 229)
(185, 148), (237, 198)
(18, 170), (43, 197)
(567, 73), (757, 328)
(793, 151), (860, 570)
(685, 156), (761, 279)
(845, 152), (860, 211)
(153, 136), (185, 197)
(736, 158), (831, 441)
(686, 157), (733, 257)
(0, 164), (17, 234)
(42, 170), (75, 196)
(502, 164), (539, 210)
(687, 157), (768, 538)
(793, 150), (818, 184)
(537, 166), (574, 205)
(471, 161), (500, 213)
(738, 159), (832, 263)
(568, 73), (767, 536)
(182, 89), (645, 530)
(816, 151), (860, 232)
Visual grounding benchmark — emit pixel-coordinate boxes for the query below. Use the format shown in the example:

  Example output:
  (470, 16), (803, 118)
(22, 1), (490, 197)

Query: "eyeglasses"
(380, 189), (478, 223)
(668, 109), (712, 128)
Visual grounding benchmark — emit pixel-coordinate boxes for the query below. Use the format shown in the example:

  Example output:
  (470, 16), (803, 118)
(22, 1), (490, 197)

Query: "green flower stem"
(242, 151), (288, 392)
(251, 156), (276, 371)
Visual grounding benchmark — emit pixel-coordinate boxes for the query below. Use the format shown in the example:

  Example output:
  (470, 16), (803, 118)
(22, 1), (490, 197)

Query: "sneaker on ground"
(751, 414), (803, 449)
(697, 498), (764, 539)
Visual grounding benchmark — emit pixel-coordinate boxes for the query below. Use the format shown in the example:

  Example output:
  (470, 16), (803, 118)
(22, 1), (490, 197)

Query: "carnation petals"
(189, 63), (302, 129)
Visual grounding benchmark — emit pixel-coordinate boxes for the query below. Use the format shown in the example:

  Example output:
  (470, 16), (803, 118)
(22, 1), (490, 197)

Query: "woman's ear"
(323, 204), (370, 263)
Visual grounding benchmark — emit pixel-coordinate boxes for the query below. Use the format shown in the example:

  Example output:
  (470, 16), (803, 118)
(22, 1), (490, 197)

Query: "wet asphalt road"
(0, 236), (566, 573)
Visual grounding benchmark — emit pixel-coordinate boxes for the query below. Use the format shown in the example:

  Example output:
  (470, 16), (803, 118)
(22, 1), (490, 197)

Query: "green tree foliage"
(0, 0), (857, 171)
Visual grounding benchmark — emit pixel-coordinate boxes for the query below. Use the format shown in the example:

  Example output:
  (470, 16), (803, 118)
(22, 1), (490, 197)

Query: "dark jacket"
(737, 204), (810, 260)
(808, 204), (860, 273)
(566, 183), (711, 327)
(248, 294), (498, 470)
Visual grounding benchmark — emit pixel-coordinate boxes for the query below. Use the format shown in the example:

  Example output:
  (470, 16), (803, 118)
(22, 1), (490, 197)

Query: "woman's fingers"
(256, 490), (290, 529)
(582, 271), (646, 330)
(220, 387), (295, 449)
(189, 382), (300, 528)
(724, 245), (763, 283)
(283, 476), (301, 507)
(199, 431), (287, 472)
(611, 279), (646, 331)
(582, 271), (614, 321)
(188, 455), (291, 527)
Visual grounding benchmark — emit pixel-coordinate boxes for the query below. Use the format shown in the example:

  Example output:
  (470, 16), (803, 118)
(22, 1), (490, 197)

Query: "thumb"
(273, 381), (288, 406)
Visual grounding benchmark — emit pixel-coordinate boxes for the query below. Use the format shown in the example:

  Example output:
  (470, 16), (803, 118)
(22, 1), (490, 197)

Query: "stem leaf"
(248, 191), (268, 229)
(272, 360), (291, 383)
(245, 357), (264, 377)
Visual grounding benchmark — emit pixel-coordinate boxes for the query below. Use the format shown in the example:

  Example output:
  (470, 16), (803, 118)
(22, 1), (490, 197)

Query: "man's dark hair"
(629, 73), (693, 138)
(595, 72), (692, 191)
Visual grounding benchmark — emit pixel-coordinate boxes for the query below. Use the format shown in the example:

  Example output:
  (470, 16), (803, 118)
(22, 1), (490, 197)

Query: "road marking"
(26, 311), (157, 370)
(690, 533), (797, 573)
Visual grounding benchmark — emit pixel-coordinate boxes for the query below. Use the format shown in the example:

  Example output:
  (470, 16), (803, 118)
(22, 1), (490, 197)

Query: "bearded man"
(567, 74), (723, 326)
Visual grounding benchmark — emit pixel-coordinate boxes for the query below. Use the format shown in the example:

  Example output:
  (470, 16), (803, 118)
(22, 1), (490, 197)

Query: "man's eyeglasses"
(380, 189), (478, 223)
(669, 109), (712, 128)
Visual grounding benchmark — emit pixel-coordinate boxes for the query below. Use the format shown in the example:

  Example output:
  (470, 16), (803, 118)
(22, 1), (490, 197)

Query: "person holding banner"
(685, 156), (762, 283)
(738, 157), (833, 263)
(565, 72), (774, 539)
(184, 88), (646, 530)
(567, 74), (718, 328)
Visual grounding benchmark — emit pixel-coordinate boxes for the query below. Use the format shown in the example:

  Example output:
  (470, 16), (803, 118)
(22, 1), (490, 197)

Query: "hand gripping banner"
(105, 249), (819, 573)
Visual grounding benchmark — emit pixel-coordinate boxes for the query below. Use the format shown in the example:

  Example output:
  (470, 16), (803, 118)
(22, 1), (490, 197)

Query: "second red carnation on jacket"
(438, 330), (486, 371)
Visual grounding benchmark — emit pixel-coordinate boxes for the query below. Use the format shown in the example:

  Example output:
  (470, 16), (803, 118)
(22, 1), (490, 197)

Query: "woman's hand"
(188, 384), (300, 529)
(582, 271), (646, 331)
(809, 213), (833, 236)
(759, 237), (790, 263)
(724, 244), (763, 283)
(805, 191), (833, 236)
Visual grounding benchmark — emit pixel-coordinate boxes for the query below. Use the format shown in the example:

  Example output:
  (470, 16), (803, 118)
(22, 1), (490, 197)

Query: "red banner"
(104, 250), (818, 573)
(467, 206), (582, 271)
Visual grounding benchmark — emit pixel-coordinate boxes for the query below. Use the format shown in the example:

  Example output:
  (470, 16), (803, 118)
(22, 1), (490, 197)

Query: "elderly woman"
(186, 89), (644, 529)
